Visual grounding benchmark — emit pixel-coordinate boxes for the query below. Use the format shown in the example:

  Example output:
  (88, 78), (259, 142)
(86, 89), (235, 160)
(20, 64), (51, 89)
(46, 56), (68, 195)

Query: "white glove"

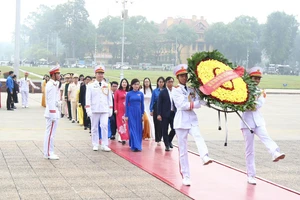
(55, 101), (62, 108)
(87, 108), (92, 117)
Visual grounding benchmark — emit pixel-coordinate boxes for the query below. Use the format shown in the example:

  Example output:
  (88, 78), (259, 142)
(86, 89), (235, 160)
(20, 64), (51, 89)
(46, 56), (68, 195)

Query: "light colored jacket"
(68, 82), (80, 102)
(241, 89), (266, 129)
(85, 80), (113, 116)
(44, 79), (60, 119)
(19, 77), (39, 92)
(173, 84), (206, 129)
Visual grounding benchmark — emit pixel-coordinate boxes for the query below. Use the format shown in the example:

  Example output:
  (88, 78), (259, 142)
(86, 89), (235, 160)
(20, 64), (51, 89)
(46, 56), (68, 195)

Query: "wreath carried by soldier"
(187, 50), (259, 145)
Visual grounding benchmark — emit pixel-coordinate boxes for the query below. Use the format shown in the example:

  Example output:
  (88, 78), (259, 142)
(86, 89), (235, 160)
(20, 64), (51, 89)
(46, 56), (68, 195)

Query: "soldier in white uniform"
(85, 65), (113, 152)
(19, 72), (40, 108)
(172, 64), (213, 186)
(43, 65), (61, 160)
(241, 67), (285, 185)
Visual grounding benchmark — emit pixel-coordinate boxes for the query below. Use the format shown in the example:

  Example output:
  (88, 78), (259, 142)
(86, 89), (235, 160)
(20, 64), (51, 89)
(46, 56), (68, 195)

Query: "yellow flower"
(196, 60), (248, 104)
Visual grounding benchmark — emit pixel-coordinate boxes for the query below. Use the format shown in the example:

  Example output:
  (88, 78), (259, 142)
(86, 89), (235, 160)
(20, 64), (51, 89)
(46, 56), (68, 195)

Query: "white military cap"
(49, 65), (60, 75)
(173, 64), (188, 76)
(94, 65), (105, 73)
(248, 66), (263, 77)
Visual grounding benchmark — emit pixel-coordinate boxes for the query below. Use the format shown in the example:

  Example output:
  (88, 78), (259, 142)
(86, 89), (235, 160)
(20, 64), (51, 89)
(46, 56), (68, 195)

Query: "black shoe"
(132, 149), (141, 152)
(7, 109), (14, 111)
(110, 136), (115, 140)
(170, 143), (173, 148)
(165, 147), (170, 151)
(122, 141), (126, 145)
(61, 114), (64, 118)
(84, 127), (87, 130)
(13, 106), (17, 109)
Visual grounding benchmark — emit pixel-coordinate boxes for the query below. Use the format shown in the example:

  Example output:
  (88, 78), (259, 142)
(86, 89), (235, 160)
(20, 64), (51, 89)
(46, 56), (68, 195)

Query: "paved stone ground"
(0, 140), (191, 200)
(186, 140), (300, 192)
(0, 92), (299, 199)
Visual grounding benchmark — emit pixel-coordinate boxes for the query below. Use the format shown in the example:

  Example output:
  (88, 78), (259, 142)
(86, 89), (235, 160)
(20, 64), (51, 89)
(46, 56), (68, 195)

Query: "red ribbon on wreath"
(200, 66), (245, 95)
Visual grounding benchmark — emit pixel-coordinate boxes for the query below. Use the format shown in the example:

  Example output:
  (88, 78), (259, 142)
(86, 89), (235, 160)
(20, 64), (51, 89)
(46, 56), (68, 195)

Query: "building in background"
(158, 15), (213, 65)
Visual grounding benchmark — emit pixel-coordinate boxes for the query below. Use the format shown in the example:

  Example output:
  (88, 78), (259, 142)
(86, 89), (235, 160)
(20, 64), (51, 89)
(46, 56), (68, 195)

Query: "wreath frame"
(187, 50), (258, 112)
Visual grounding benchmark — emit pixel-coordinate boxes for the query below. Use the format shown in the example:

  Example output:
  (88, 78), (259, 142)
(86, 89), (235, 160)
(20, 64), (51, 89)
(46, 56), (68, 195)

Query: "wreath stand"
(209, 105), (254, 146)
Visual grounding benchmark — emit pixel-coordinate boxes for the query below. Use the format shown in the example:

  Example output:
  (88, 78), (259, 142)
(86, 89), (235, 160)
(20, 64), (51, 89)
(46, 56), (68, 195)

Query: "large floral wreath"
(187, 50), (258, 112)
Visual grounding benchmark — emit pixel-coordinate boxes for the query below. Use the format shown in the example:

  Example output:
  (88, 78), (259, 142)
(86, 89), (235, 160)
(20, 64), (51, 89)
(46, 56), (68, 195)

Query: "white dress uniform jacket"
(19, 77), (38, 92)
(172, 84), (206, 129)
(44, 79), (61, 120)
(241, 89), (266, 128)
(86, 80), (113, 116)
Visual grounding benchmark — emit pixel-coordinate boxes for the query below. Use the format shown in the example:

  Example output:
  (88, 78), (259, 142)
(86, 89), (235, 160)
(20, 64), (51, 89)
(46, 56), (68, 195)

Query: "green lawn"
(0, 66), (42, 79)
(1, 66), (300, 89)
(20, 66), (174, 84)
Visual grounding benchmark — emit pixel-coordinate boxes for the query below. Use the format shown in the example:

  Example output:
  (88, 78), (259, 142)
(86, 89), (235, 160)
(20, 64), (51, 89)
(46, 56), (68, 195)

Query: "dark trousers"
(6, 89), (14, 110)
(82, 106), (88, 127)
(161, 111), (176, 148)
(67, 100), (72, 119)
(153, 103), (162, 142)
(109, 113), (117, 136)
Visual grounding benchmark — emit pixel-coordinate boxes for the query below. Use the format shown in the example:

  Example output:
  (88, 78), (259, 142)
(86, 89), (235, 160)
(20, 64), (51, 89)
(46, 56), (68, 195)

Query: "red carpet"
(109, 140), (300, 200)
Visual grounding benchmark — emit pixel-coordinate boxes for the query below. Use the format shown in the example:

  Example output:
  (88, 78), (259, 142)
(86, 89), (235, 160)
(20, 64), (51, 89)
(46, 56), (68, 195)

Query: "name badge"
(102, 86), (108, 95)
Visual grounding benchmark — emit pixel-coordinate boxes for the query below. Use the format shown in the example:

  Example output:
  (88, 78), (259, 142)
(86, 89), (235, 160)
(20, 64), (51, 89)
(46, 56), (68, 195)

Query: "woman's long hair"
(118, 78), (130, 92)
(156, 76), (166, 89)
(143, 77), (153, 94)
(44, 75), (50, 83)
(129, 78), (140, 91)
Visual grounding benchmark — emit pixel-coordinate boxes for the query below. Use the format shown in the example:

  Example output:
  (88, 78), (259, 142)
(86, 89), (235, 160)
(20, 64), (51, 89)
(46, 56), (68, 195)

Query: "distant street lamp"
(116, 0), (133, 80)
(14, 0), (21, 77)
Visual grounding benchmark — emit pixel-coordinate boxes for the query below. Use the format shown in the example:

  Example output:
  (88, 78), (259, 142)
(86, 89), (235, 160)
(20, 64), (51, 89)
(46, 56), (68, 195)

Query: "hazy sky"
(0, 0), (298, 43)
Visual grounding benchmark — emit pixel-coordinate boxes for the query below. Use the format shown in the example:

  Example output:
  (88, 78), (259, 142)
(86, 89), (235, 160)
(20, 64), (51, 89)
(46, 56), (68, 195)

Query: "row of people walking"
(43, 64), (285, 187)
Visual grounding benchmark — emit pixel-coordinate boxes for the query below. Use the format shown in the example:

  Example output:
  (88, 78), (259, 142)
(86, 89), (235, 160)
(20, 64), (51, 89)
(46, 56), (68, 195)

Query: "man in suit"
(6, 71), (14, 111)
(157, 76), (176, 151)
(79, 76), (91, 130)
(110, 81), (118, 140)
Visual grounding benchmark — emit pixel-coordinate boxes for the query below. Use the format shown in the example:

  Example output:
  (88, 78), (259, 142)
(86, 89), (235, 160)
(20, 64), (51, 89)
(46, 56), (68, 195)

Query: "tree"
(22, 5), (59, 61)
(125, 16), (159, 64)
(98, 16), (123, 64)
(262, 12), (299, 64)
(98, 15), (159, 64)
(166, 23), (198, 64)
(204, 22), (228, 54)
(55, 0), (92, 58)
(0, 42), (14, 60)
(205, 16), (262, 67)
(23, 44), (52, 61)
(290, 32), (300, 68)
